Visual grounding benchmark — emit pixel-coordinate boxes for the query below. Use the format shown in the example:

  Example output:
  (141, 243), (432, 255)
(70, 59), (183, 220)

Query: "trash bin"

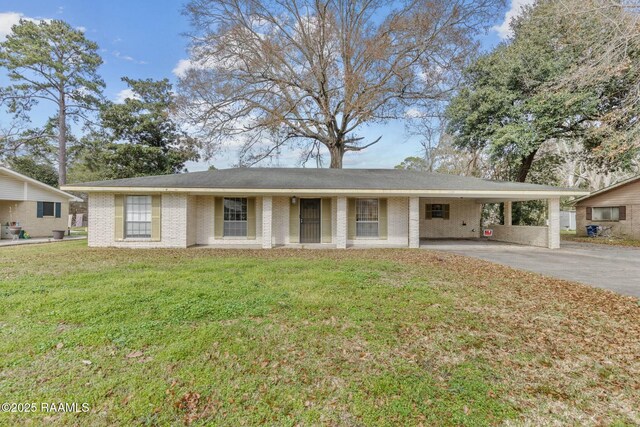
(586, 225), (598, 237)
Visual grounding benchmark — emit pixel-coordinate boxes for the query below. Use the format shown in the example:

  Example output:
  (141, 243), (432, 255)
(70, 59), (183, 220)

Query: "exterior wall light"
(291, 196), (297, 205)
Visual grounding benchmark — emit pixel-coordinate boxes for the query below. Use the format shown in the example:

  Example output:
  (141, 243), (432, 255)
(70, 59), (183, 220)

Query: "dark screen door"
(300, 199), (321, 243)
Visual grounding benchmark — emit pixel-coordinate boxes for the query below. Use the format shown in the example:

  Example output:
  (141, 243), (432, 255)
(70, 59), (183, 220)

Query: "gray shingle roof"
(65, 168), (582, 193)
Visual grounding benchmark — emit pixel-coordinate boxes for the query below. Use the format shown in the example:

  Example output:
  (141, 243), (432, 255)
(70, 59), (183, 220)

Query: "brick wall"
(576, 204), (639, 238)
(193, 195), (263, 246)
(419, 198), (482, 239)
(88, 193), (188, 248)
(272, 196), (289, 245)
(489, 225), (549, 247)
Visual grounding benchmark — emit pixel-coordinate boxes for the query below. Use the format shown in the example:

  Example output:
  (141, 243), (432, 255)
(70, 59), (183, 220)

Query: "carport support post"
(262, 196), (273, 249)
(547, 197), (560, 249)
(504, 201), (512, 226)
(409, 197), (420, 248)
(336, 197), (347, 249)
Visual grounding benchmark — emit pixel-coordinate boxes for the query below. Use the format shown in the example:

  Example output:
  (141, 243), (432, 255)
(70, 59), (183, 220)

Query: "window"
(426, 203), (450, 220)
(224, 197), (248, 237)
(356, 198), (379, 237)
(42, 202), (54, 217)
(592, 207), (619, 221)
(125, 195), (152, 238)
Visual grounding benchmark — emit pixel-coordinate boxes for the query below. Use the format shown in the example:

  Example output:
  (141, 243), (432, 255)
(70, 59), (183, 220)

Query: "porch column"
(504, 201), (512, 226)
(409, 197), (420, 248)
(262, 196), (273, 249)
(336, 196), (347, 249)
(547, 197), (560, 249)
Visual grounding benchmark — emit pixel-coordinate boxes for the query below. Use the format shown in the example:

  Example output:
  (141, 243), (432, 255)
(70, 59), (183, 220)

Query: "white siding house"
(0, 166), (81, 239)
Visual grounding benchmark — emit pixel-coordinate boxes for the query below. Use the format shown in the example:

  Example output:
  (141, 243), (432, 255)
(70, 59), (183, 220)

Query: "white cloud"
(0, 12), (48, 41)
(492, 0), (534, 40)
(114, 89), (140, 104)
(173, 59), (194, 78)
(76, 26), (86, 33)
(112, 50), (147, 65)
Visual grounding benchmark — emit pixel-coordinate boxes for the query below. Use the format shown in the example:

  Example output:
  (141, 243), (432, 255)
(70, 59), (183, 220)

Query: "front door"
(300, 198), (321, 243)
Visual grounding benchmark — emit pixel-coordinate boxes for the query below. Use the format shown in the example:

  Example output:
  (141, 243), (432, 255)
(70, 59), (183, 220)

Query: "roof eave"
(1, 167), (83, 202)
(60, 185), (589, 198)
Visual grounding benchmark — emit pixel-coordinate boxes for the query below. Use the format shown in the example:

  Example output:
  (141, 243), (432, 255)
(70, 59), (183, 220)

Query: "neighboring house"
(560, 210), (576, 230)
(62, 168), (587, 250)
(574, 175), (640, 238)
(0, 166), (82, 238)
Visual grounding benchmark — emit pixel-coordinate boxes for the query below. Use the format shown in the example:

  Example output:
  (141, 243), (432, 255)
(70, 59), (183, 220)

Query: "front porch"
(256, 195), (560, 250)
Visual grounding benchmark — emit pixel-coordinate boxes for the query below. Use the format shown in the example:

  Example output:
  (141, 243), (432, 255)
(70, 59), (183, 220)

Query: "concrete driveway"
(422, 240), (640, 298)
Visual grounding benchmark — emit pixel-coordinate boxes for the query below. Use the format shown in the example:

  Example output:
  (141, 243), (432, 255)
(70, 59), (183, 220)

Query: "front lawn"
(0, 241), (638, 426)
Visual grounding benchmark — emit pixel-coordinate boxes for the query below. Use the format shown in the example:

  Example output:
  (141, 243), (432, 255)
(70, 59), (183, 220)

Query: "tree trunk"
(58, 90), (67, 186)
(328, 144), (344, 168)
(516, 150), (537, 183)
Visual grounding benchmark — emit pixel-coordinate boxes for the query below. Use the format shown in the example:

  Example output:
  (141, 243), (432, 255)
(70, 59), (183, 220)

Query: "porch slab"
(422, 239), (640, 298)
(0, 235), (87, 248)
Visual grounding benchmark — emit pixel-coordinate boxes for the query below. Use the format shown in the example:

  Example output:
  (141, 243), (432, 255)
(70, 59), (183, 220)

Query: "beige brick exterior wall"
(88, 193), (189, 248)
(192, 195), (263, 246)
(336, 197), (347, 248)
(0, 200), (69, 238)
(86, 192), (563, 249)
(489, 225), (549, 248)
(419, 198), (482, 239)
(262, 196), (273, 248)
(348, 197), (409, 247)
(272, 196), (289, 245)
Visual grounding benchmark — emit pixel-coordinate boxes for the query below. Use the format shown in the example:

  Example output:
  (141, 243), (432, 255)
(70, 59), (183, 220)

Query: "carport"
(416, 195), (574, 249)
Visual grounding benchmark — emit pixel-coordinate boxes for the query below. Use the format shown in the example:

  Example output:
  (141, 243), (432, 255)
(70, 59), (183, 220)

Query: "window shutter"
(247, 197), (256, 239)
(347, 198), (356, 240)
(289, 200), (299, 243)
(214, 197), (224, 239)
(619, 206), (626, 221)
(151, 195), (162, 241)
(114, 195), (124, 241)
(378, 198), (388, 240)
(443, 204), (450, 220)
(321, 198), (332, 243)
(55, 202), (61, 218)
(37, 201), (44, 218)
(585, 207), (592, 220)
(425, 204), (432, 220)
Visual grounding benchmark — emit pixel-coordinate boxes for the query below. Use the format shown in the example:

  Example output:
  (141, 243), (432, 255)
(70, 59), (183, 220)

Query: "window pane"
(356, 199), (379, 237)
(356, 222), (379, 237)
(592, 207), (619, 221)
(611, 207), (619, 221)
(42, 202), (55, 216)
(356, 199), (378, 221)
(223, 221), (247, 237)
(223, 197), (248, 237)
(432, 204), (444, 218)
(125, 195), (152, 238)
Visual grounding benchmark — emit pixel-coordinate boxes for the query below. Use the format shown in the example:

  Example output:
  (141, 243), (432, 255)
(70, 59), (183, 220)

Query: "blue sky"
(0, 0), (525, 170)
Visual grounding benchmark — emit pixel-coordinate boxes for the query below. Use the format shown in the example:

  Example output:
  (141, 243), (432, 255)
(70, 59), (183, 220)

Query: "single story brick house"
(574, 175), (640, 238)
(62, 168), (587, 249)
(0, 166), (82, 239)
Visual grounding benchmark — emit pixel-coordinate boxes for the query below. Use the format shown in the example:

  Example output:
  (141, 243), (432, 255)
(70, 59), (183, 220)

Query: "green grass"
(0, 241), (638, 425)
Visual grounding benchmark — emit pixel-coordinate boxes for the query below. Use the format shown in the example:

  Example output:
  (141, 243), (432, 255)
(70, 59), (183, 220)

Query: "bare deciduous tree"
(178, 0), (503, 168)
